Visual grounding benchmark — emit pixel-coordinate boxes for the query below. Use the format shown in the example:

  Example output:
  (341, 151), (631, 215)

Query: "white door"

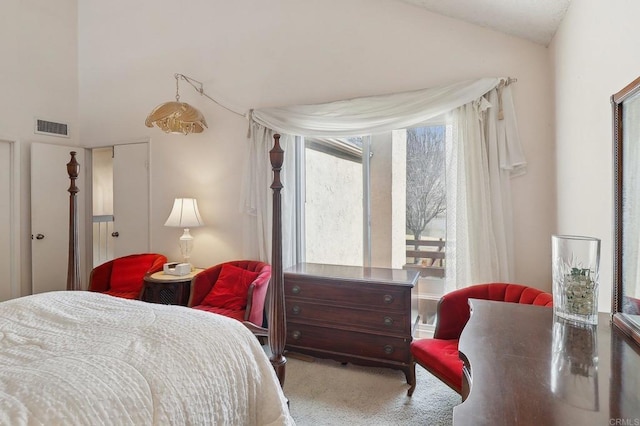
(31, 143), (86, 294)
(112, 143), (149, 256)
(0, 141), (14, 301)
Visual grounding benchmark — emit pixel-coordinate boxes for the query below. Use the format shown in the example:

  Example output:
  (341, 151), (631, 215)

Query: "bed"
(0, 292), (291, 425)
(0, 138), (292, 425)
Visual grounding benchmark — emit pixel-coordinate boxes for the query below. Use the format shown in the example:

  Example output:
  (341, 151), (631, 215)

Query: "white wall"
(74, 0), (554, 287)
(551, 0), (640, 312)
(1, 0), (78, 295)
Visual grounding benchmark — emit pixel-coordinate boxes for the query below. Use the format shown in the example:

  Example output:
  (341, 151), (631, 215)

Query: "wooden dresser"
(284, 263), (419, 387)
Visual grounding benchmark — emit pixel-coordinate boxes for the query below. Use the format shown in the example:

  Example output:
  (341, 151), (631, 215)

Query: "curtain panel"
(240, 124), (296, 266)
(242, 77), (525, 289)
(444, 84), (523, 292)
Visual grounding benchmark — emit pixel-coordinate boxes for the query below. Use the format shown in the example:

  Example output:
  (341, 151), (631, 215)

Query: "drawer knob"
(383, 294), (394, 304)
(292, 330), (302, 340)
(292, 285), (301, 294)
(384, 345), (394, 354)
(383, 316), (394, 326)
(292, 305), (301, 315)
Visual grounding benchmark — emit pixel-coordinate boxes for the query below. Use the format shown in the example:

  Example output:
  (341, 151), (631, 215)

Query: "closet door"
(31, 143), (86, 293)
(112, 142), (150, 257)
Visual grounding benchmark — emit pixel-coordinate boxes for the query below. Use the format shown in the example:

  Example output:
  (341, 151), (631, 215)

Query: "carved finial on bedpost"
(270, 134), (284, 190)
(67, 151), (81, 291)
(269, 134), (287, 386)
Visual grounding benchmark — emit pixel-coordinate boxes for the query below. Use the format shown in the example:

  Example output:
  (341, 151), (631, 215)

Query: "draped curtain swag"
(242, 77), (525, 290)
(250, 78), (500, 137)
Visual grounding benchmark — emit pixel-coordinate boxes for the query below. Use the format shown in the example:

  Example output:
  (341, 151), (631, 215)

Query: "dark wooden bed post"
(269, 134), (287, 386)
(67, 151), (81, 291)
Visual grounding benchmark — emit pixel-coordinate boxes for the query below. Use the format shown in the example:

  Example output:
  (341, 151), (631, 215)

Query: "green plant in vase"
(563, 267), (596, 316)
(552, 235), (601, 325)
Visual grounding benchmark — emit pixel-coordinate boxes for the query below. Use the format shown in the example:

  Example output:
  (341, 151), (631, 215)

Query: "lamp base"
(179, 228), (194, 268)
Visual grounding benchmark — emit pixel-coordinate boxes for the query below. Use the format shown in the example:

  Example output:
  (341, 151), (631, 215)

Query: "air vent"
(34, 118), (70, 138)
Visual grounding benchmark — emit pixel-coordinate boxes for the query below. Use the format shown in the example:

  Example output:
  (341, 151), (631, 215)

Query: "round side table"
(142, 268), (204, 306)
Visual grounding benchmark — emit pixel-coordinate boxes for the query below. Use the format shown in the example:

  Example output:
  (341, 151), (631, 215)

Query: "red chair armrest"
(433, 288), (475, 340)
(245, 269), (270, 326)
(88, 261), (113, 292)
(149, 256), (167, 274)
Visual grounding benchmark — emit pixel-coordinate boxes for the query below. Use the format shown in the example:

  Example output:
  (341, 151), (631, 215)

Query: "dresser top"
(284, 263), (418, 286)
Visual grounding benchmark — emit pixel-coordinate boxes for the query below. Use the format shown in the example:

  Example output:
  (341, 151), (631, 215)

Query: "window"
(301, 137), (364, 266)
(403, 124), (447, 337)
(295, 124), (448, 337)
(405, 125), (446, 277)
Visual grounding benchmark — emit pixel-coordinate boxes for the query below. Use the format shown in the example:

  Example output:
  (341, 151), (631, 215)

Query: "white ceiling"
(401, 0), (571, 46)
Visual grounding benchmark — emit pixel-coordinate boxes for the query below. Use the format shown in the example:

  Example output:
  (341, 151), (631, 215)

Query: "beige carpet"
(283, 355), (460, 425)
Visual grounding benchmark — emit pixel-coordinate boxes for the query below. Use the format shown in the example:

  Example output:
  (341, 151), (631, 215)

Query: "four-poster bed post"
(66, 151), (81, 291)
(268, 134), (287, 385)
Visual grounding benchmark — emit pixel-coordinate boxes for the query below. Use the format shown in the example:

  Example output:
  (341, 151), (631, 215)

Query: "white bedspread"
(0, 291), (295, 426)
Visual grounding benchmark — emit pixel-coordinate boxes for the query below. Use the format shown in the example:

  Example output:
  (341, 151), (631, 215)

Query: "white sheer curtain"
(241, 123), (296, 266)
(242, 77), (525, 290)
(444, 84), (524, 291)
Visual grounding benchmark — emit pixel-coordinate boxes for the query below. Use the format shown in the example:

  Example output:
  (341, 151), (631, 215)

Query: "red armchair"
(188, 260), (271, 328)
(409, 282), (552, 396)
(88, 253), (167, 300)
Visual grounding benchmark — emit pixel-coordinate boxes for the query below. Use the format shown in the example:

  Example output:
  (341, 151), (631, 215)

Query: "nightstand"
(142, 268), (204, 306)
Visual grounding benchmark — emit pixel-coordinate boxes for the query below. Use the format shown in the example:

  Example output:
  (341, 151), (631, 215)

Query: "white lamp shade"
(164, 198), (204, 228)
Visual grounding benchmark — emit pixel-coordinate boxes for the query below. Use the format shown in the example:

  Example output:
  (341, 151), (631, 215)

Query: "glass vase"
(551, 235), (601, 325)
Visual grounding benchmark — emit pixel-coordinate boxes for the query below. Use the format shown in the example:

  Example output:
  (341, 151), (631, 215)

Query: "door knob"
(35, 233), (45, 240)
(111, 232), (119, 237)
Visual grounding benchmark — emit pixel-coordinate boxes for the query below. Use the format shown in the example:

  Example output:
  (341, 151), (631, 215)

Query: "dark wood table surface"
(454, 299), (640, 425)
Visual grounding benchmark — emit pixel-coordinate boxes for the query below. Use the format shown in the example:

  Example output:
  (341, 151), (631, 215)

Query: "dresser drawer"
(286, 323), (410, 363)
(284, 276), (409, 310)
(286, 300), (410, 335)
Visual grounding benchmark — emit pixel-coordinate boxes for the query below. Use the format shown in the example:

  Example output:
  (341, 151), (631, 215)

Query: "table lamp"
(164, 198), (204, 267)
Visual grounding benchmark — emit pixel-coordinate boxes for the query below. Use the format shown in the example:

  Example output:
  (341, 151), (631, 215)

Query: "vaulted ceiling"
(401, 0), (572, 46)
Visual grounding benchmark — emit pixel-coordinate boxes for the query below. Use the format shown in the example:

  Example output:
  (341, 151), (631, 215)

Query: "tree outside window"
(406, 126), (446, 258)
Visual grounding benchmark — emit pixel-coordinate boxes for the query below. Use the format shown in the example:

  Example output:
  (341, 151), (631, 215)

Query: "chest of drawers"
(284, 263), (419, 388)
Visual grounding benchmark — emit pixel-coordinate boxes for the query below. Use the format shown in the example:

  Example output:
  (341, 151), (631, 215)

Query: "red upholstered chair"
(409, 282), (552, 396)
(88, 253), (167, 300)
(188, 260), (271, 328)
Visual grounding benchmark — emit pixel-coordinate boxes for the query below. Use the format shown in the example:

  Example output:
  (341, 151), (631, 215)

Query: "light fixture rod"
(175, 73), (246, 118)
(175, 74), (181, 102)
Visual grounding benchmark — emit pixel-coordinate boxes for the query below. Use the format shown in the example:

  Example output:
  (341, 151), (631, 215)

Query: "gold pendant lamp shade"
(145, 73), (246, 135)
(145, 101), (207, 135)
(145, 73), (208, 135)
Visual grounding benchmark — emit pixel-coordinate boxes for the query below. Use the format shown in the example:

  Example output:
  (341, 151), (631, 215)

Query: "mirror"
(612, 76), (640, 346)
